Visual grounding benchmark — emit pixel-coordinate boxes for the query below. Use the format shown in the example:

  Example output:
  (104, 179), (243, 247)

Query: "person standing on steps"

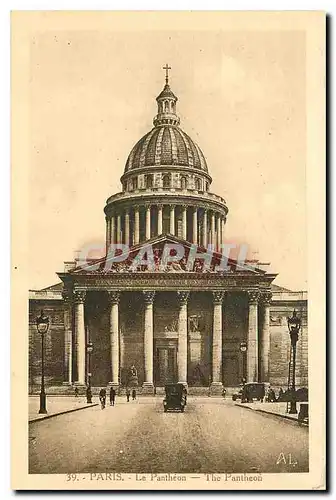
(126, 388), (131, 402)
(132, 389), (136, 401)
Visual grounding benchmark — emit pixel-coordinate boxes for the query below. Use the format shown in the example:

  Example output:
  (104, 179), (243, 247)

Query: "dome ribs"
(160, 127), (173, 165)
(154, 126), (166, 166)
(179, 129), (195, 168)
(172, 128), (189, 166)
(132, 135), (147, 170)
(124, 126), (208, 172)
(168, 127), (178, 165)
(194, 142), (207, 171)
(184, 131), (202, 169)
(125, 138), (141, 171)
(139, 129), (156, 168)
(144, 128), (159, 166)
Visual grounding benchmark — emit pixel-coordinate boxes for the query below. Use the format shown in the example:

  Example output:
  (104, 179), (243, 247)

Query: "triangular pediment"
(69, 233), (267, 276)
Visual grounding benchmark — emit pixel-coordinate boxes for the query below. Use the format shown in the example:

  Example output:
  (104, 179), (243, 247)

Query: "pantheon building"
(29, 72), (308, 394)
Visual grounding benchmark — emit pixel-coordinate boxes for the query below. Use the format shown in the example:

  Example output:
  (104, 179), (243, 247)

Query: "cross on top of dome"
(163, 63), (171, 84)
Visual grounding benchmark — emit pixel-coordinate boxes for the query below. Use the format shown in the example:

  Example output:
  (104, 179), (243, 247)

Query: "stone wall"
(269, 302), (308, 388)
(29, 299), (64, 387)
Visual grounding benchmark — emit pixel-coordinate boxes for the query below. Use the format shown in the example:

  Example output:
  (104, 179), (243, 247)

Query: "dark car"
(232, 382), (265, 403)
(163, 383), (187, 412)
(279, 387), (308, 402)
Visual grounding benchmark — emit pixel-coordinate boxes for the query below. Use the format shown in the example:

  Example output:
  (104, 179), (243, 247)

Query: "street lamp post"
(86, 341), (93, 403)
(287, 310), (302, 414)
(239, 341), (247, 384)
(36, 310), (50, 414)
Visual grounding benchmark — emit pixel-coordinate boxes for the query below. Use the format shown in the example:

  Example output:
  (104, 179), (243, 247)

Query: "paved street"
(29, 397), (308, 474)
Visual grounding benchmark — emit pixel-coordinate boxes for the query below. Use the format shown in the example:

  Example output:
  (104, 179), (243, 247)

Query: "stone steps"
(29, 385), (242, 396)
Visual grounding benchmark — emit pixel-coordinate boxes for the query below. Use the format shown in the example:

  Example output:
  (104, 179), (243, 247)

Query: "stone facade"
(28, 73), (308, 394)
(29, 282), (308, 392)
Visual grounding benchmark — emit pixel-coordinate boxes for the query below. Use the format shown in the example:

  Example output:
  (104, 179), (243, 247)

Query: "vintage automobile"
(163, 383), (187, 412)
(298, 402), (309, 425)
(232, 382), (265, 403)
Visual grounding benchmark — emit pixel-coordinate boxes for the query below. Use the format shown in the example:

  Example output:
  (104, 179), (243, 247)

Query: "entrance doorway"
(154, 345), (177, 386)
(223, 355), (239, 386)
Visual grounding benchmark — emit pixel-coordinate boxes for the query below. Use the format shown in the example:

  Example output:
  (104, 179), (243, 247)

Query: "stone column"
(247, 291), (260, 382)
(169, 205), (175, 235)
(142, 291), (155, 393)
(134, 206), (140, 244)
(124, 209), (130, 247)
(62, 289), (73, 385)
(211, 212), (216, 249)
(145, 205), (151, 240)
(192, 207), (198, 244)
(110, 215), (115, 245)
(177, 291), (189, 385)
(105, 217), (111, 254)
(182, 205), (187, 240)
(73, 290), (86, 385)
(157, 205), (163, 235)
(260, 291), (272, 382)
(107, 291), (120, 388)
(211, 291), (225, 394)
(202, 209), (208, 247)
(221, 216), (226, 251)
(216, 215), (221, 252)
(116, 214), (121, 244)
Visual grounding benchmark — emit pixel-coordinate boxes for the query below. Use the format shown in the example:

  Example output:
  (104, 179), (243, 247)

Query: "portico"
(59, 236), (274, 394)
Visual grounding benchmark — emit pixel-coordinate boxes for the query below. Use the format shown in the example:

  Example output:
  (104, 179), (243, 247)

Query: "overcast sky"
(28, 27), (306, 291)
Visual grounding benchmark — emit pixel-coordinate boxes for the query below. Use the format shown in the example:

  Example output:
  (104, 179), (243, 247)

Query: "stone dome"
(124, 125), (208, 173)
(123, 76), (208, 175)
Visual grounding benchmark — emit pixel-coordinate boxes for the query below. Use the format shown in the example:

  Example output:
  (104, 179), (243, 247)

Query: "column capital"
(73, 290), (86, 304)
(212, 291), (225, 304)
(144, 203), (152, 210)
(107, 291), (120, 304)
(169, 204), (176, 210)
(62, 288), (73, 303)
(157, 203), (163, 210)
(247, 290), (260, 305)
(177, 291), (190, 305)
(260, 291), (272, 305)
(143, 290), (155, 304)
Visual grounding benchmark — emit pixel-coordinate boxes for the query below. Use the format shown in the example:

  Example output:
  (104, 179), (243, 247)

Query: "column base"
(62, 381), (72, 386)
(108, 382), (119, 389)
(209, 382), (223, 395)
(73, 382), (86, 386)
(142, 382), (154, 395)
(178, 381), (188, 388)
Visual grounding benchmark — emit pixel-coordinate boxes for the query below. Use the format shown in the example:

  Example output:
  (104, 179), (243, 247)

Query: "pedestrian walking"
(110, 387), (116, 406)
(99, 388), (106, 409)
(74, 387), (79, 397)
(278, 387), (284, 402)
(222, 387), (226, 399)
(132, 389), (136, 401)
(126, 388), (131, 402)
(86, 386), (92, 404)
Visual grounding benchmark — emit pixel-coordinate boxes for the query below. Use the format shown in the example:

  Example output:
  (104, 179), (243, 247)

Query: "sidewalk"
(235, 401), (308, 424)
(29, 396), (98, 423)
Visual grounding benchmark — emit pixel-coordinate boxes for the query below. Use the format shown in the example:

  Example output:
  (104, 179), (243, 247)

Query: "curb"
(235, 403), (309, 426)
(29, 403), (99, 423)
